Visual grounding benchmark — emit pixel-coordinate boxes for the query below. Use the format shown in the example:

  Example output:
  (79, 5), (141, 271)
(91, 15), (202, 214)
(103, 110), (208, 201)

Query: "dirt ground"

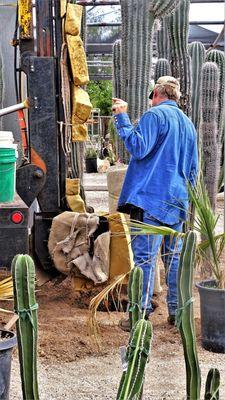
(1, 173), (225, 399)
(3, 275), (225, 399)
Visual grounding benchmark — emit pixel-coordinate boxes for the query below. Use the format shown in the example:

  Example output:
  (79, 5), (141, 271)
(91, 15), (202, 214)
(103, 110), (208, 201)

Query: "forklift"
(0, 0), (78, 274)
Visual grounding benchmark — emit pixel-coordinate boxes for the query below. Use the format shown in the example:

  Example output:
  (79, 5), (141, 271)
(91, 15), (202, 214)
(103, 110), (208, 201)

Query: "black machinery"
(0, 1), (67, 272)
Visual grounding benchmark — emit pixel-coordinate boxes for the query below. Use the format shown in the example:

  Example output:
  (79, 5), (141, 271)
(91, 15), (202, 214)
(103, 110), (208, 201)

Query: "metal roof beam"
(87, 21), (224, 27)
(77, 0), (223, 5)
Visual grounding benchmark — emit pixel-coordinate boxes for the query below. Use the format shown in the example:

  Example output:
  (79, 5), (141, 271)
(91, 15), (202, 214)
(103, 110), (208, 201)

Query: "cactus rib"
(204, 368), (220, 400)
(176, 231), (201, 400)
(117, 319), (152, 400)
(12, 254), (39, 400)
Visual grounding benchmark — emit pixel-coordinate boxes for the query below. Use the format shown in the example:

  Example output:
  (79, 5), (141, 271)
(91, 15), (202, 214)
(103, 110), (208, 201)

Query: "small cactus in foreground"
(176, 231), (201, 400)
(128, 267), (143, 330)
(12, 254), (39, 400)
(204, 368), (220, 400)
(117, 319), (152, 400)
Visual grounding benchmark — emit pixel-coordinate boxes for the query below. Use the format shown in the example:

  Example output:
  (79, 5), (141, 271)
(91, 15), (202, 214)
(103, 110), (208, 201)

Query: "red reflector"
(11, 211), (24, 224)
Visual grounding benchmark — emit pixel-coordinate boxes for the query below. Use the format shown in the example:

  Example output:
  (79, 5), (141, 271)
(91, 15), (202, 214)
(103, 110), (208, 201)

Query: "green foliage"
(176, 231), (201, 400)
(117, 319), (152, 400)
(87, 80), (112, 116)
(85, 147), (97, 159)
(188, 176), (225, 288)
(12, 254), (39, 400)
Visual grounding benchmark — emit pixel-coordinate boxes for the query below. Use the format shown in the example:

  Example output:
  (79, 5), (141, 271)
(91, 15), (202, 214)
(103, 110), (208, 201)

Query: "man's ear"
(153, 89), (158, 99)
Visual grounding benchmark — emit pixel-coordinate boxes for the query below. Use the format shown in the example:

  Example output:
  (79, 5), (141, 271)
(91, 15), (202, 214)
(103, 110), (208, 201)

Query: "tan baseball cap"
(149, 76), (180, 99)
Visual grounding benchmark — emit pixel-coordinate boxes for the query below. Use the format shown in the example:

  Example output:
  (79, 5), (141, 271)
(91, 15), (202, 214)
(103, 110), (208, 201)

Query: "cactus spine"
(128, 267), (143, 330)
(166, 0), (192, 116)
(156, 19), (170, 61)
(200, 62), (219, 211)
(204, 368), (220, 400)
(117, 319), (152, 400)
(154, 58), (171, 83)
(176, 231), (201, 400)
(12, 254), (39, 400)
(188, 41), (206, 133)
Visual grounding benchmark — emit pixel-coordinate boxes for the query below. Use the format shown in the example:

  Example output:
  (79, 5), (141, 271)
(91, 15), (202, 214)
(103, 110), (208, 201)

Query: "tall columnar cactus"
(113, 40), (122, 99)
(154, 58), (171, 83)
(204, 368), (220, 400)
(206, 50), (225, 145)
(166, 0), (192, 116)
(176, 231), (201, 400)
(112, 40), (125, 161)
(206, 50), (225, 190)
(120, 0), (181, 122)
(200, 62), (219, 211)
(12, 254), (39, 400)
(128, 267), (143, 330)
(117, 319), (152, 400)
(156, 19), (170, 61)
(188, 41), (206, 134)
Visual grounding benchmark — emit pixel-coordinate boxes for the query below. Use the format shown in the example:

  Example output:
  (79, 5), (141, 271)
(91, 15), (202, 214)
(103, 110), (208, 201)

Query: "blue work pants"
(131, 212), (183, 316)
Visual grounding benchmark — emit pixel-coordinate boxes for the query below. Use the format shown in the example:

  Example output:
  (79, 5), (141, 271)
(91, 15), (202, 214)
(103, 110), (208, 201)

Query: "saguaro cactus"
(200, 62), (219, 211)
(120, 0), (181, 122)
(156, 19), (170, 61)
(206, 50), (225, 144)
(176, 231), (201, 400)
(117, 319), (152, 400)
(188, 41), (206, 133)
(113, 40), (122, 99)
(154, 58), (171, 83)
(204, 368), (220, 400)
(12, 254), (39, 400)
(166, 0), (192, 116)
(128, 267), (143, 330)
(206, 50), (225, 189)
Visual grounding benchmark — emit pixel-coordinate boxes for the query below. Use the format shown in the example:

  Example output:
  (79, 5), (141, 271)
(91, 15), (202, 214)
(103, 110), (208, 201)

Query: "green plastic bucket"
(0, 148), (17, 203)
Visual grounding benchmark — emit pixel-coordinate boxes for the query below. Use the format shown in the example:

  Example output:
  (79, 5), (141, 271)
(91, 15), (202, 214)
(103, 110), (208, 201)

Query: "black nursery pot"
(196, 280), (225, 353)
(0, 330), (17, 400)
(85, 157), (97, 173)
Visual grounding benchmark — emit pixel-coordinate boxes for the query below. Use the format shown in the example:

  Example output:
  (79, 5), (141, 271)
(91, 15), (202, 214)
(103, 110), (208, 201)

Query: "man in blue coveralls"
(112, 76), (198, 329)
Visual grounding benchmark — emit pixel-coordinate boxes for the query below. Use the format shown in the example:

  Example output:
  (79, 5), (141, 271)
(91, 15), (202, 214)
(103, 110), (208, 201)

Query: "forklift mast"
(0, 1), (67, 272)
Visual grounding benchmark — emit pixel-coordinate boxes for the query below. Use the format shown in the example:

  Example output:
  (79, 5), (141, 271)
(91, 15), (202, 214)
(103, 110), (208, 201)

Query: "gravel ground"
(10, 344), (225, 399)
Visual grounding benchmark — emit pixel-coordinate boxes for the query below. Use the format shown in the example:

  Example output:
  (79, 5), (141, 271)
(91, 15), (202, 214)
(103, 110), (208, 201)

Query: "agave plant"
(188, 175), (225, 288)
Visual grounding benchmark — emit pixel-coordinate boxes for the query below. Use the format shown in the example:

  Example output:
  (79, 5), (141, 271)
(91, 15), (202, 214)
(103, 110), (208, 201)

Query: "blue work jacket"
(114, 100), (198, 224)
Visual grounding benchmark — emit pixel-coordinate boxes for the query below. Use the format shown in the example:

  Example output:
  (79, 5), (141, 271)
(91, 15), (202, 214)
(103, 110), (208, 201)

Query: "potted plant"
(189, 177), (225, 353)
(85, 148), (98, 173)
